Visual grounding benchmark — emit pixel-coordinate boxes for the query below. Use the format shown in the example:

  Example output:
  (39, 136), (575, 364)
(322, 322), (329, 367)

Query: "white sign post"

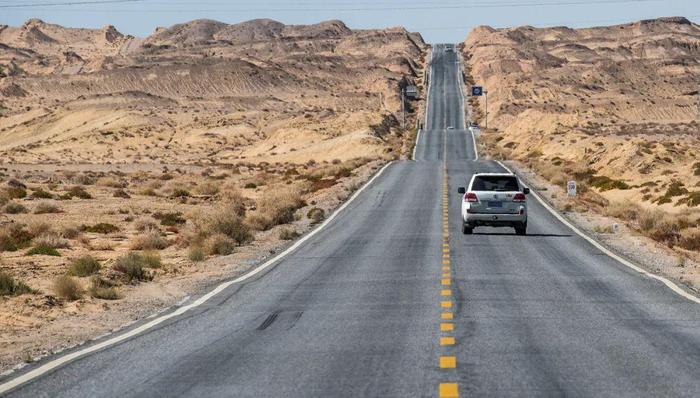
(567, 180), (577, 197)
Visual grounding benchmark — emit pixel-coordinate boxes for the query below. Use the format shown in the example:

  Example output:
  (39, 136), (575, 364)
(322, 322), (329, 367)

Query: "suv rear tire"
(515, 223), (527, 235)
(462, 223), (473, 235)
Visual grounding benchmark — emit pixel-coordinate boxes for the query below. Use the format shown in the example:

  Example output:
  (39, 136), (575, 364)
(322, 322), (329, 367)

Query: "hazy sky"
(1, 0), (698, 43)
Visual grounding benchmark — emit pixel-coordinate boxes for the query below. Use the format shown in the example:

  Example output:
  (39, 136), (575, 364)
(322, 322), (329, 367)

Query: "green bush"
(170, 188), (190, 198)
(26, 245), (61, 256)
(153, 211), (186, 226)
(31, 188), (54, 199)
(113, 252), (159, 282)
(5, 187), (27, 199)
(589, 175), (630, 191)
(68, 255), (101, 277)
(278, 228), (300, 240)
(83, 223), (120, 234)
(33, 202), (61, 214)
(4, 201), (27, 214)
(0, 272), (32, 296)
(0, 224), (33, 251)
(67, 186), (92, 199)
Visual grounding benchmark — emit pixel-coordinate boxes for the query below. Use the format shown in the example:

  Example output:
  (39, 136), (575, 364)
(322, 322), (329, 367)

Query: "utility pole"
(484, 89), (488, 130)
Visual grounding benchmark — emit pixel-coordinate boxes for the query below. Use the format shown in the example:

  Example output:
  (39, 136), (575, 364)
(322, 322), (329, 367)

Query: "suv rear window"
(471, 176), (519, 191)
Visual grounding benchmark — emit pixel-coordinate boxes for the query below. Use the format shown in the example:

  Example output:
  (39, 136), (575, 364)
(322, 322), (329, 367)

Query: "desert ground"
(463, 17), (700, 265)
(0, 18), (427, 370)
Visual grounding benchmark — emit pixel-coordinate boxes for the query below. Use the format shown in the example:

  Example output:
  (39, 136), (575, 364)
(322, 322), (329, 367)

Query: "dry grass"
(88, 276), (119, 300)
(33, 202), (61, 214)
(203, 233), (236, 255)
(3, 201), (28, 214)
(68, 255), (101, 277)
(187, 246), (205, 262)
(33, 232), (70, 249)
(247, 187), (305, 231)
(53, 276), (83, 301)
(0, 272), (33, 296)
(187, 201), (252, 246)
(130, 229), (169, 250)
(113, 252), (159, 282)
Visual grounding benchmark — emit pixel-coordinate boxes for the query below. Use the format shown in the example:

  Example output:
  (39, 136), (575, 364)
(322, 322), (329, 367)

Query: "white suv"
(457, 173), (530, 235)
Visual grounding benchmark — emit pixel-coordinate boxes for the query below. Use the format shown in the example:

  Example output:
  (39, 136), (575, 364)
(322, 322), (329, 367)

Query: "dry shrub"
(647, 219), (682, 246)
(247, 187), (305, 231)
(187, 201), (252, 247)
(60, 225), (82, 239)
(134, 217), (159, 232)
(91, 240), (114, 251)
(53, 275), (83, 301)
(130, 229), (169, 250)
(638, 209), (662, 231)
(0, 190), (8, 207)
(4, 201), (28, 214)
(33, 232), (70, 249)
(68, 255), (101, 277)
(278, 228), (300, 240)
(0, 272), (32, 296)
(605, 201), (641, 221)
(97, 176), (127, 188)
(113, 189), (131, 199)
(113, 252), (159, 282)
(194, 181), (220, 196)
(0, 224), (33, 252)
(34, 202), (61, 214)
(307, 207), (325, 223)
(678, 228), (700, 251)
(188, 246), (205, 262)
(204, 233), (236, 255)
(26, 221), (52, 237)
(88, 276), (119, 300)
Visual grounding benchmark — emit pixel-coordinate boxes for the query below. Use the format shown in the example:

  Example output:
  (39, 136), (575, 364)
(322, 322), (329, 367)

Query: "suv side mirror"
(523, 187), (530, 195)
(457, 187), (466, 194)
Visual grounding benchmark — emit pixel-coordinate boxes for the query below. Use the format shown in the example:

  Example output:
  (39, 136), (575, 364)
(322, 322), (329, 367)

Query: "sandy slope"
(0, 18), (427, 371)
(465, 17), (699, 213)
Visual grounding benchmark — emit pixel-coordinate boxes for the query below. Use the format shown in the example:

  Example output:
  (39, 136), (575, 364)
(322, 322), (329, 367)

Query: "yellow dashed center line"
(440, 336), (455, 346)
(440, 323), (454, 332)
(439, 383), (459, 398)
(439, 141), (458, 398)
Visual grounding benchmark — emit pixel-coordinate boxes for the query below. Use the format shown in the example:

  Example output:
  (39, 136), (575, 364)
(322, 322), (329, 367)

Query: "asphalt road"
(3, 44), (700, 398)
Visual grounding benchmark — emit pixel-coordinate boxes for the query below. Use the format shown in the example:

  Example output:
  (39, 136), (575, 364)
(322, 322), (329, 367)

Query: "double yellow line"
(438, 146), (459, 398)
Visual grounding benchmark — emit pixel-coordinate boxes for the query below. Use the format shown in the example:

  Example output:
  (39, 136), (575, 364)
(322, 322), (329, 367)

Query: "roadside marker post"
(567, 180), (577, 197)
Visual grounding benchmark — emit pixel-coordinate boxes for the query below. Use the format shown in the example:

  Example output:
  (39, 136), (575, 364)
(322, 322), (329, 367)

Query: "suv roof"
(472, 172), (515, 177)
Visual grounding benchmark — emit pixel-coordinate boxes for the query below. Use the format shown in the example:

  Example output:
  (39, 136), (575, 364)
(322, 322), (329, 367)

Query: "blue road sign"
(471, 86), (483, 96)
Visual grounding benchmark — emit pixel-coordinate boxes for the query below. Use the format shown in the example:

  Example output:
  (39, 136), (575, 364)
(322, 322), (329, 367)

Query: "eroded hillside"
(0, 18), (426, 370)
(464, 17), (700, 251)
(0, 18), (426, 164)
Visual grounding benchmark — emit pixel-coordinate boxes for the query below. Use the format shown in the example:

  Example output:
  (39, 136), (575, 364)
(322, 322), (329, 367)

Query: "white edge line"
(0, 161), (396, 394)
(455, 46), (478, 161)
(412, 128), (422, 160)
(495, 160), (700, 305)
(423, 47), (434, 129)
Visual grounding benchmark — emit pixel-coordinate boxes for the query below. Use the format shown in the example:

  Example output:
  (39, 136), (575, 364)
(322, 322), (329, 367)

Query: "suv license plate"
(487, 201), (502, 208)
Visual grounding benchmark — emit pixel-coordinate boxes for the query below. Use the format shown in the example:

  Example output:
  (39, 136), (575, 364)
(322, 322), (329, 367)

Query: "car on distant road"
(458, 173), (529, 235)
(468, 122), (480, 135)
(447, 126), (454, 130)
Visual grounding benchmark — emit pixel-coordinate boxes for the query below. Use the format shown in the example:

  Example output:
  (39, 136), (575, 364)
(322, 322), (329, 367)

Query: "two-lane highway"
(3, 44), (700, 397)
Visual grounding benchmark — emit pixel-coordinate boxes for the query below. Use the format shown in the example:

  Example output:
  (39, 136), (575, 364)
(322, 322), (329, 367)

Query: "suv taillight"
(464, 192), (478, 202)
(513, 193), (526, 202)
